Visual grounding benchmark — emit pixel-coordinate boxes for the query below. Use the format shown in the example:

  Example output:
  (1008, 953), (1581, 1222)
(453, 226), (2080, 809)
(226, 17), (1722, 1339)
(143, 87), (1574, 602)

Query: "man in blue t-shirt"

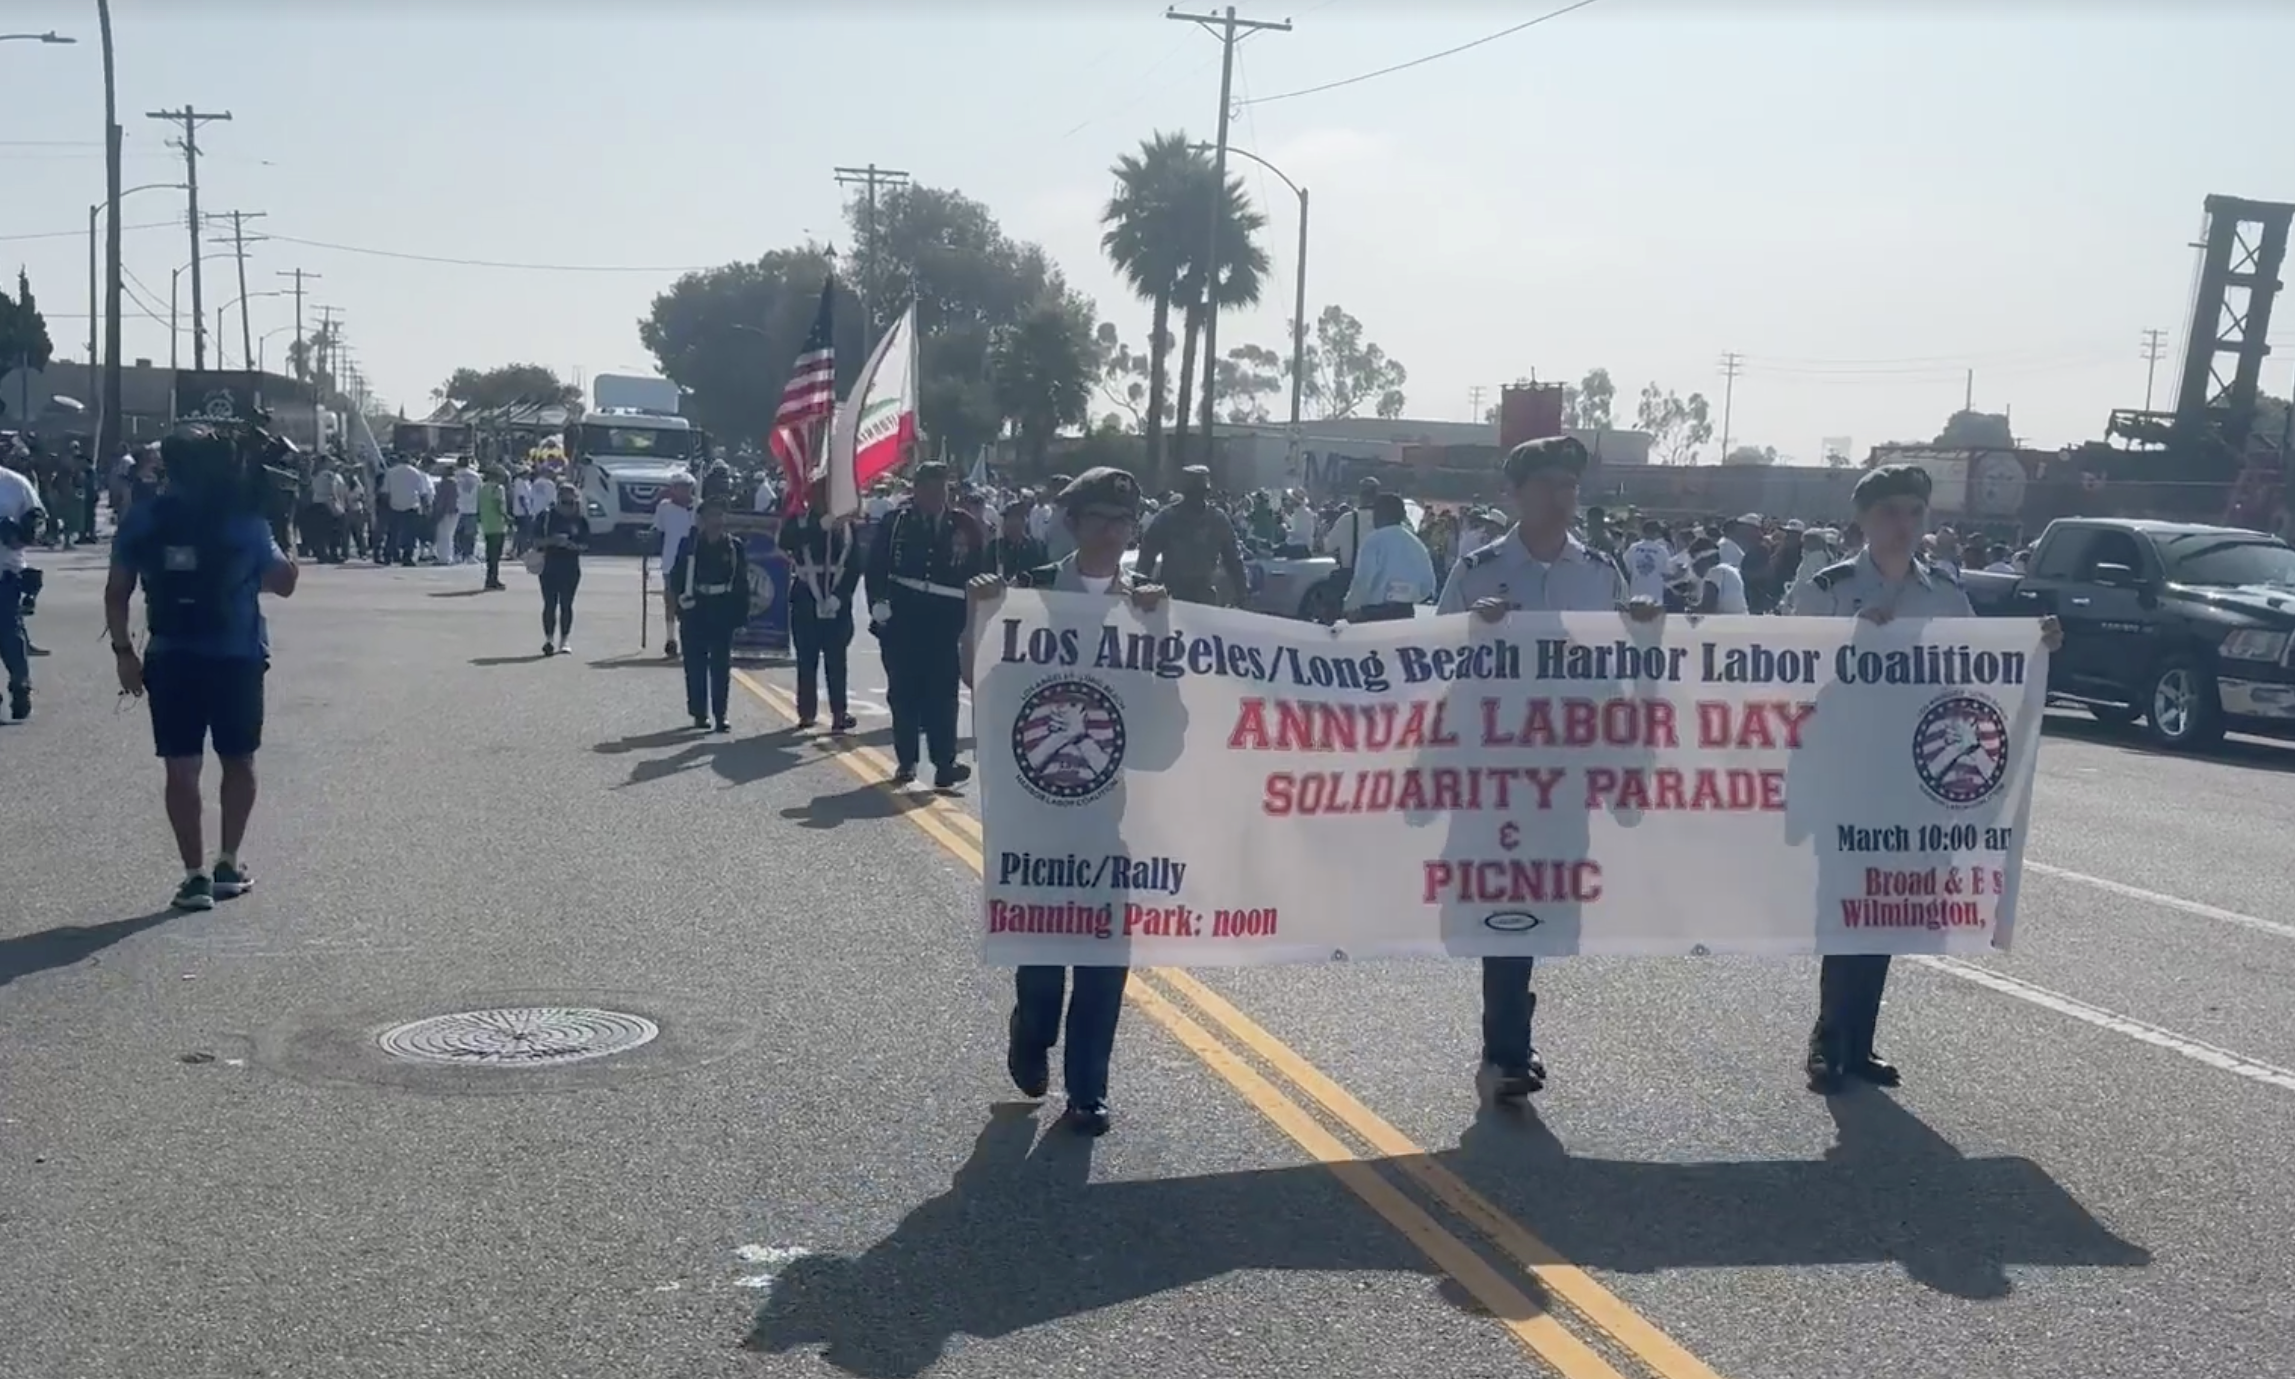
(104, 438), (300, 913)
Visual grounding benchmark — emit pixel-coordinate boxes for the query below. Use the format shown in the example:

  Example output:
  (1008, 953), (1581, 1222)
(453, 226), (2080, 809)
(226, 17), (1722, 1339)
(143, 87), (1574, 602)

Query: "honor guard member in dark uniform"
(667, 497), (751, 732)
(865, 460), (986, 787)
(985, 498), (1048, 579)
(1437, 435), (1663, 1104)
(1790, 462), (2059, 1093)
(784, 478), (862, 732)
(967, 466), (1167, 1136)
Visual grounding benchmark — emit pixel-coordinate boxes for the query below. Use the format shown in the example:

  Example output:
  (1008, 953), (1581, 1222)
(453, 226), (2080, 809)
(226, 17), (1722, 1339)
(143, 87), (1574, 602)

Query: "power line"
(1242, 0), (1605, 106)
(0, 218), (173, 242)
(259, 230), (711, 273)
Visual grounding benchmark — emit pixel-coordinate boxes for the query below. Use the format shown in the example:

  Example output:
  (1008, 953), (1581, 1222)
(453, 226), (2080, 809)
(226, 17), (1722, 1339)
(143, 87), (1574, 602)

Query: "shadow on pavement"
(594, 725), (812, 788)
(1447, 1091), (2149, 1301)
(471, 653), (552, 666)
(2042, 710), (2295, 774)
(779, 780), (909, 829)
(749, 1093), (2149, 1377)
(585, 656), (683, 671)
(0, 910), (181, 989)
(426, 588), (490, 600)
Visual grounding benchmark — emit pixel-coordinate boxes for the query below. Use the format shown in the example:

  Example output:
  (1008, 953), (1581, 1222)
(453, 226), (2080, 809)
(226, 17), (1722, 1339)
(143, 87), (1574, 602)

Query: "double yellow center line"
(731, 668), (1727, 1379)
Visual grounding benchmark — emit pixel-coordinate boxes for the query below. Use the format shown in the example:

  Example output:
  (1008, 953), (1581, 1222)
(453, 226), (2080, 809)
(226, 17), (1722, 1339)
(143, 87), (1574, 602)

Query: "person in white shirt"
(453, 462), (481, 563)
(513, 469), (552, 555)
(430, 464), (462, 566)
(1720, 514), (1757, 569)
(1690, 537), (1749, 613)
(1620, 518), (1673, 604)
(651, 473), (698, 659)
(1283, 495), (1318, 556)
(1342, 494), (1438, 620)
(0, 459), (44, 718)
(381, 456), (432, 567)
(1323, 477), (1383, 572)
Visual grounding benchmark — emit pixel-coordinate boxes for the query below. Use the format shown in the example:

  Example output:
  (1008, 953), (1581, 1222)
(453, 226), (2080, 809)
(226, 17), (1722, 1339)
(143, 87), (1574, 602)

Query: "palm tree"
(1100, 132), (1199, 486)
(1169, 163), (1269, 469)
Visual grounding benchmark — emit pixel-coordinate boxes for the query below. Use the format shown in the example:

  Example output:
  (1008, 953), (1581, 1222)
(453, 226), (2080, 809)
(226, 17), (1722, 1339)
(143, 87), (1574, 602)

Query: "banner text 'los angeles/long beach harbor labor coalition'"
(975, 593), (2049, 968)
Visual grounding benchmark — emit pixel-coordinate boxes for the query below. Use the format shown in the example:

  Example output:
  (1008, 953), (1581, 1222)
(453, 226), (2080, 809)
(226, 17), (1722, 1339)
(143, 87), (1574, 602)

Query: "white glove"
(819, 595), (841, 618)
(677, 595), (696, 610)
(870, 600), (892, 624)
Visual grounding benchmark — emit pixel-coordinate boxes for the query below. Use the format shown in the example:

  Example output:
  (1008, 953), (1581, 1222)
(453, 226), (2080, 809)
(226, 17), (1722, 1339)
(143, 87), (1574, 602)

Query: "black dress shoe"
(1805, 1027), (1847, 1095)
(934, 762), (972, 790)
(1849, 1054), (1901, 1087)
(1065, 1100), (1112, 1137)
(891, 764), (918, 785)
(832, 714), (858, 733)
(691, 715), (709, 730)
(795, 716), (817, 729)
(1477, 1052), (1546, 1104)
(1006, 1012), (1049, 1099)
(712, 720), (731, 734)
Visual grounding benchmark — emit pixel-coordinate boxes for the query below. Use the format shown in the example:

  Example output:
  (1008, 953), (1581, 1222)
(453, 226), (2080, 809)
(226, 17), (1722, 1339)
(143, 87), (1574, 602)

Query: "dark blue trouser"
(884, 626), (961, 770)
(0, 571), (26, 692)
(1481, 956), (1538, 1069)
(1816, 954), (1893, 1061)
(682, 623), (732, 721)
(1013, 965), (1130, 1105)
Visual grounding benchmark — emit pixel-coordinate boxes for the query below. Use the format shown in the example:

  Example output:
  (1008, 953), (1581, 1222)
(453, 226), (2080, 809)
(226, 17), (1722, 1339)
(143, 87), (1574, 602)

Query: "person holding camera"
(0, 452), (43, 721)
(104, 431), (300, 913)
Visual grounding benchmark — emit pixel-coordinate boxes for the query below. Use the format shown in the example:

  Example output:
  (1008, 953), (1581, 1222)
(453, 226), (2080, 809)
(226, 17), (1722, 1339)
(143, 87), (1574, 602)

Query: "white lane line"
(2025, 861), (2295, 943)
(1914, 956), (2295, 1094)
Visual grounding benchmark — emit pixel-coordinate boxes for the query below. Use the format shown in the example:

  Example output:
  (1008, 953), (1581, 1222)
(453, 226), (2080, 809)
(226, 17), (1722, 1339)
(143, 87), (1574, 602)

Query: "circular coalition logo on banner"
(1012, 677), (1127, 806)
(1911, 693), (2010, 808)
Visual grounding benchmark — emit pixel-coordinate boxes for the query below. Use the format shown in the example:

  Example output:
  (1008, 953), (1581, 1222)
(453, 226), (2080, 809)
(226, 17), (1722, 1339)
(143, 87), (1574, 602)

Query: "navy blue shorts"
(145, 653), (267, 760)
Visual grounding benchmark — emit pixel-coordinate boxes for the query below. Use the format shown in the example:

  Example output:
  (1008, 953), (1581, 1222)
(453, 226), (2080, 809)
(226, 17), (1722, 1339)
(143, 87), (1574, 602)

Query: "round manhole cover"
(377, 1007), (660, 1068)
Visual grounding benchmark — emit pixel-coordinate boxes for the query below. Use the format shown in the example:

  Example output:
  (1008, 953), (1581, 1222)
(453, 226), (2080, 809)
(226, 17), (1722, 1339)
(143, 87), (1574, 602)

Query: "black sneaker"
(712, 720), (730, 734)
(934, 763), (972, 791)
(7, 682), (27, 721)
(212, 860), (253, 898)
(542, 641), (557, 657)
(832, 714), (857, 733)
(664, 639), (679, 660)
(691, 715), (709, 730)
(891, 764), (918, 785)
(1477, 1054), (1546, 1104)
(172, 873), (216, 912)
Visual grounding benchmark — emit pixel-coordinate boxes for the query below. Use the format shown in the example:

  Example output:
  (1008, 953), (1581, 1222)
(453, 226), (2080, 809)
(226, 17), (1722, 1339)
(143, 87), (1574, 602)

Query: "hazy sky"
(4, 1), (2290, 459)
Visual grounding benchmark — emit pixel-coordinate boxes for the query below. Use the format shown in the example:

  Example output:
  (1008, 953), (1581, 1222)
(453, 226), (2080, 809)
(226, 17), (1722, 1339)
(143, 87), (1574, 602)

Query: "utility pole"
(1468, 384), (1486, 423)
(145, 104), (231, 370)
(1717, 351), (1744, 462)
(98, 0), (123, 470)
(831, 163), (910, 323)
(277, 268), (320, 381)
(1171, 4), (1291, 469)
(313, 306), (340, 396)
(209, 210), (267, 371)
(1963, 367), (1974, 415)
(2140, 328), (2168, 412)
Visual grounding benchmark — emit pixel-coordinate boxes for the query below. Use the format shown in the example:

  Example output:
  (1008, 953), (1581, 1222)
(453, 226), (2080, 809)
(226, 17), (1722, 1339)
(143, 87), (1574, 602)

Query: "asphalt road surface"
(6, 550), (2294, 1379)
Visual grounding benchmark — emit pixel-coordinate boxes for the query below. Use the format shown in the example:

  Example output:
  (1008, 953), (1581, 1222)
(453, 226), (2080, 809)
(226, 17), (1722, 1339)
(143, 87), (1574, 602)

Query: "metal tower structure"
(2173, 195), (2291, 457)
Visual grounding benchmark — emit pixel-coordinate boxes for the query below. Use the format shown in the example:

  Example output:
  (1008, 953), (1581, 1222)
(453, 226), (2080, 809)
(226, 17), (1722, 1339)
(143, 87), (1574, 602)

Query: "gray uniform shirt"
(1436, 527), (1627, 615)
(1787, 548), (1974, 618)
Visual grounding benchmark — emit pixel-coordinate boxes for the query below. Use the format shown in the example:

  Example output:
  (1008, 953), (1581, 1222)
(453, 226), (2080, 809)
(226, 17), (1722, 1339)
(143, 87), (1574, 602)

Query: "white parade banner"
(975, 593), (2050, 967)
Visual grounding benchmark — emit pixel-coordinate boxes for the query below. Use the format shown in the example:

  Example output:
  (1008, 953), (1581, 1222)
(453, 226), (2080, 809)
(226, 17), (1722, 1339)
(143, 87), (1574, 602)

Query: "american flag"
(768, 278), (838, 512)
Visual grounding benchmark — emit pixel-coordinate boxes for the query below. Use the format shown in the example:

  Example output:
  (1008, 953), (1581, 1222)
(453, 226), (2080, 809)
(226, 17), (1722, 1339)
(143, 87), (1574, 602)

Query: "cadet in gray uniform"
(968, 466), (1168, 1137)
(1791, 463), (2059, 1092)
(1438, 436), (1661, 1103)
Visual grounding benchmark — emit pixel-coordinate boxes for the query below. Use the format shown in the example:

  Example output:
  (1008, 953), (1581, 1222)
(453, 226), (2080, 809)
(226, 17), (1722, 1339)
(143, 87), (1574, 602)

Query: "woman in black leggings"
(536, 483), (590, 656)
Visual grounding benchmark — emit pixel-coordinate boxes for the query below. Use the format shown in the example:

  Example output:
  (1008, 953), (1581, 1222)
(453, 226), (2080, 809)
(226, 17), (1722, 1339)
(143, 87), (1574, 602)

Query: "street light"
(216, 290), (287, 370)
(256, 324), (295, 375)
(1192, 142), (1310, 461)
(0, 31), (76, 43)
(89, 183), (185, 367)
(171, 251), (234, 371)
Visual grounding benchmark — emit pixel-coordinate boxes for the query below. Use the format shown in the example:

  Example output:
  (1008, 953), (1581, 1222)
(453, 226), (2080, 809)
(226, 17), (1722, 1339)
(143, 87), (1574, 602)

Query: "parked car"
(1964, 517), (2295, 749)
